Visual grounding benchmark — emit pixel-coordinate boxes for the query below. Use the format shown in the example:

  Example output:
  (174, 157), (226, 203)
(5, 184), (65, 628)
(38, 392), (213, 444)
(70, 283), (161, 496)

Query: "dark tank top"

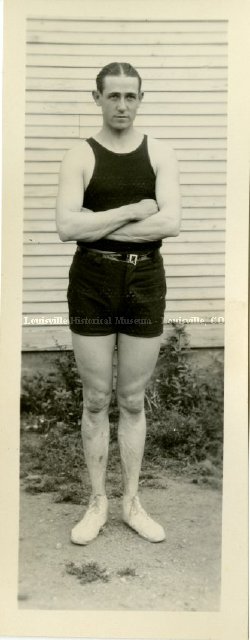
(77, 135), (162, 253)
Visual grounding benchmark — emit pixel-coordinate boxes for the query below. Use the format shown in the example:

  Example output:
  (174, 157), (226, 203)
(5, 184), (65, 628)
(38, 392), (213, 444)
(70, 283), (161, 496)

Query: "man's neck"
(95, 126), (143, 153)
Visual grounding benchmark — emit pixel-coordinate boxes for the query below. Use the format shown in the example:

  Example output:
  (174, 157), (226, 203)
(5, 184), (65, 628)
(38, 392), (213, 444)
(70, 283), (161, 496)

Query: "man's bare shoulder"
(147, 136), (177, 164)
(61, 140), (93, 172)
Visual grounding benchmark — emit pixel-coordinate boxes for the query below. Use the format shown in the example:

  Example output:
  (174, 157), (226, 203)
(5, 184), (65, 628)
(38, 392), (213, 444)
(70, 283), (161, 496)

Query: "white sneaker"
(71, 495), (108, 545)
(123, 495), (166, 543)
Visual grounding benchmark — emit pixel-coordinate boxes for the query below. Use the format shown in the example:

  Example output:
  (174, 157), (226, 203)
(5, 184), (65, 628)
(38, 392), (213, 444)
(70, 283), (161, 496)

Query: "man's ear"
(92, 90), (102, 106)
(138, 91), (144, 104)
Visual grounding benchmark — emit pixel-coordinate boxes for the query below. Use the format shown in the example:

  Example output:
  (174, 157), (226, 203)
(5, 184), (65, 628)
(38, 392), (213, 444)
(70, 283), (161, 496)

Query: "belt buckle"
(127, 253), (138, 266)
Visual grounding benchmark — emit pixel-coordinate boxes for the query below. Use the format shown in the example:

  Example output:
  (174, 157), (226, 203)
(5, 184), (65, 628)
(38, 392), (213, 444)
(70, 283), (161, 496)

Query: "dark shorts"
(67, 248), (167, 337)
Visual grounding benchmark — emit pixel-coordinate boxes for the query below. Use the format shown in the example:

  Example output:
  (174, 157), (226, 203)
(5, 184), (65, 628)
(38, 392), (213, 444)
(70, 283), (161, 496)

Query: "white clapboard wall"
(23, 18), (227, 350)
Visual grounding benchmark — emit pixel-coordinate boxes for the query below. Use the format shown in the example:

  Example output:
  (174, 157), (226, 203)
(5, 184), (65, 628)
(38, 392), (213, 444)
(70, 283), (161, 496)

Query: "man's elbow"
(59, 230), (70, 242)
(170, 224), (181, 238)
(56, 221), (97, 243)
(56, 201), (77, 241)
(158, 205), (181, 238)
(164, 218), (181, 238)
(56, 221), (72, 242)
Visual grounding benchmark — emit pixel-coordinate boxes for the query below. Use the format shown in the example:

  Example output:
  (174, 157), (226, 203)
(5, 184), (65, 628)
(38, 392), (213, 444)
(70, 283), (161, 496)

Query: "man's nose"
(117, 98), (126, 111)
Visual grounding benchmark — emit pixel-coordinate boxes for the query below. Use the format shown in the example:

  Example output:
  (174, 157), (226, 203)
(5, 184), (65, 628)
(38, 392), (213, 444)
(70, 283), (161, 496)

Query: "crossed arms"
(56, 140), (182, 243)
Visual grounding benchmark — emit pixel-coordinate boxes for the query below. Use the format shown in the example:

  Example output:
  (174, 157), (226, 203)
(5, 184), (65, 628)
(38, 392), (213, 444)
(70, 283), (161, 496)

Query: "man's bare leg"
(116, 334), (165, 542)
(70, 332), (116, 544)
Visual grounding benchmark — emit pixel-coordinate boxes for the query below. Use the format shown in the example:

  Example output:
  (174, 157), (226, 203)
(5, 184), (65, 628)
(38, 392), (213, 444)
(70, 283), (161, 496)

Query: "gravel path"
(18, 477), (222, 611)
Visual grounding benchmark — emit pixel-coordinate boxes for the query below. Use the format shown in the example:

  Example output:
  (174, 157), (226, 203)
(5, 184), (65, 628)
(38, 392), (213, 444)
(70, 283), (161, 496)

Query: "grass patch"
(65, 561), (137, 585)
(117, 567), (137, 578)
(65, 561), (110, 584)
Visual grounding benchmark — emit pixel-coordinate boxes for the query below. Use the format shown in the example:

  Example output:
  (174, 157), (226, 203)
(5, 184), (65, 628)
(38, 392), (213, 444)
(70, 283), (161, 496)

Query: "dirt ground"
(18, 476), (222, 611)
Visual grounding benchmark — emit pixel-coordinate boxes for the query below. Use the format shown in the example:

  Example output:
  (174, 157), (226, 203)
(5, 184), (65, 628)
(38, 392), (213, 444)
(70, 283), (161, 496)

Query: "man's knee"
(84, 388), (111, 414)
(117, 389), (145, 415)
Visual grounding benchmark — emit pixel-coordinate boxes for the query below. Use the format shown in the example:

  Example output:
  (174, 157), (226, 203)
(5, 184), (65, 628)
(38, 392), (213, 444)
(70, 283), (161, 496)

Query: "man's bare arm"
(56, 144), (157, 243)
(106, 142), (181, 243)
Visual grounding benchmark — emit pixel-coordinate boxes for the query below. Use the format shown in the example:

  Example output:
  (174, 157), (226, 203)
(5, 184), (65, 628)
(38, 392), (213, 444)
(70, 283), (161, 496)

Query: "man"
(56, 62), (181, 545)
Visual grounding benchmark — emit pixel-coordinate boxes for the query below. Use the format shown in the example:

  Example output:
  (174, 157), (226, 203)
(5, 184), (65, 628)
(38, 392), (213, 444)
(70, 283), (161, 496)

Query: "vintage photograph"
(18, 15), (227, 611)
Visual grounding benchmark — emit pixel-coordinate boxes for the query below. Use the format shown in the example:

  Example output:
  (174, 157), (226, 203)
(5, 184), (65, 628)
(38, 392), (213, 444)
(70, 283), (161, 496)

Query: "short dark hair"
(96, 62), (142, 93)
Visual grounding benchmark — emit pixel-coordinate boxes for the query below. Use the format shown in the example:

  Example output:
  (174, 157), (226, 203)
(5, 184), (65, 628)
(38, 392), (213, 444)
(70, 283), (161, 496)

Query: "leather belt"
(77, 246), (158, 266)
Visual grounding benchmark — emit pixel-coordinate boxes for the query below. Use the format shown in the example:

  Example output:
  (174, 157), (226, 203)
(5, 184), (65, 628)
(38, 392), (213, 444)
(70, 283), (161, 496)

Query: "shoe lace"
(132, 496), (152, 522)
(87, 495), (106, 515)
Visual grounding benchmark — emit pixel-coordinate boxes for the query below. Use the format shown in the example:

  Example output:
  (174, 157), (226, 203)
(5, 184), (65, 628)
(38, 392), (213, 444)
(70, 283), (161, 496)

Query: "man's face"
(93, 75), (143, 131)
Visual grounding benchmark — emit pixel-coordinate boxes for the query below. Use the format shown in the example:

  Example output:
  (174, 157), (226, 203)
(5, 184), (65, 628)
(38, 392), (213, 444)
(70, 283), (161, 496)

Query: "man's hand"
(128, 199), (158, 221)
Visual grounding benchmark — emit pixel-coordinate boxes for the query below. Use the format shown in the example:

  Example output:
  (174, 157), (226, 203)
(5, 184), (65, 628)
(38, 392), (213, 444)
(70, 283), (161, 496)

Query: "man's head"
(92, 62), (144, 131)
